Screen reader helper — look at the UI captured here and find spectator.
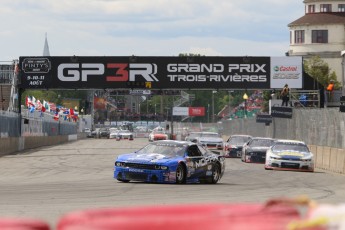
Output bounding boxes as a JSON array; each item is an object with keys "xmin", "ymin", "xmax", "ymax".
[
  {"xmin": 326, "ymin": 80, "xmax": 335, "ymax": 102},
  {"xmin": 280, "ymin": 84, "xmax": 290, "ymax": 106}
]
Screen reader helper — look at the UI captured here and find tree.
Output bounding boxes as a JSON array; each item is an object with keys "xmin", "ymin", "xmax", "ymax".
[{"xmin": 304, "ymin": 56, "xmax": 340, "ymax": 89}]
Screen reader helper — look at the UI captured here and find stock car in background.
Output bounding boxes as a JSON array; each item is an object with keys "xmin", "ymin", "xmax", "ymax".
[
  {"xmin": 115, "ymin": 129, "xmax": 134, "ymax": 141},
  {"xmin": 194, "ymin": 132, "xmax": 224, "ymax": 151},
  {"xmin": 98, "ymin": 127, "xmax": 111, "ymax": 139},
  {"xmin": 265, "ymin": 139, "xmax": 314, "ymax": 172},
  {"xmin": 148, "ymin": 127, "xmax": 169, "ymax": 142},
  {"xmin": 114, "ymin": 140, "xmax": 225, "ymax": 184},
  {"xmin": 224, "ymin": 135, "xmax": 252, "ymax": 158},
  {"xmin": 241, "ymin": 137, "xmax": 275, "ymax": 163},
  {"xmin": 185, "ymin": 132, "xmax": 203, "ymax": 142}
]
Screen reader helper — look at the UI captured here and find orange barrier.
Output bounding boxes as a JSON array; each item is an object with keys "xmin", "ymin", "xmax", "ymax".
[
  {"xmin": 57, "ymin": 202, "xmax": 301, "ymax": 230},
  {"xmin": 0, "ymin": 218, "xmax": 50, "ymax": 230}
]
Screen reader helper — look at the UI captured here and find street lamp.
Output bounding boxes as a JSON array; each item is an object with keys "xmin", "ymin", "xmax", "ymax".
[
  {"xmin": 207, "ymin": 103, "xmax": 210, "ymax": 123},
  {"xmin": 243, "ymin": 92, "xmax": 248, "ymax": 118},
  {"xmin": 212, "ymin": 91, "xmax": 217, "ymax": 123},
  {"xmin": 228, "ymin": 90, "xmax": 233, "ymax": 118}
]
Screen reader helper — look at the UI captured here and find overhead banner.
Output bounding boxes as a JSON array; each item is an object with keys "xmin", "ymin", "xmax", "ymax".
[{"xmin": 18, "ymin": 56, "xmax": 302, "ymax": 90}]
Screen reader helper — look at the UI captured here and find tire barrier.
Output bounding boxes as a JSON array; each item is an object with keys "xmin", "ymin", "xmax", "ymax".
[
  {"xmin": 0, "ymin": 218, "xmax": 50, "ymax": 230},
  {"xmin": 57, "ymin": 202, "xmax": 302, "ymax": 230}
]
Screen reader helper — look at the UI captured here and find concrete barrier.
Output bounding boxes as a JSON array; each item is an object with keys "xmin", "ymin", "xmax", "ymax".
[
  {"xmin": 316, "ymin": 146, "xmax": 324, "ymax": 169},
  {"xmin": 0, "ymin": 135, "xmax": 84, "ymax": 156},
  {"xmin": 322, "ymin": 146, "xmax": 331, "ymax": 170},
  {"xmin": 336, "ymin": 148, "xmax": 345, "ymax": 174},
  {"xmin": 330, "ymin": 147, "xmax": 338, "ymax": 173}
]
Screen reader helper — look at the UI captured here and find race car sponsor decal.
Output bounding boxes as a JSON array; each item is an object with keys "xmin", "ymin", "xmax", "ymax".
[
  {"xmin": 276, "ymin": 152, "xmax": 304, "ymax": 157},
  {"xmin": 128, "ymin": 168, "xmax": 144, "ymax": 173},
  {"xmin": 194, "ymin": 155, "xmax": 217, "ymax": 168}
]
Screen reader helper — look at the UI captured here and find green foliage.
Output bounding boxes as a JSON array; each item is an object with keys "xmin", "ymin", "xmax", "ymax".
[
  {"xmin": 304, "ymin": 56, "xmax": 340, "ymax": 88},
  {"xmin": 261, "ymin": 90, "xmax": 272, "ymax": 112}
]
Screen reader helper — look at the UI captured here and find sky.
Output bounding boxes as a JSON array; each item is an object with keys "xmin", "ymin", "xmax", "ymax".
[{"xmin": 0, "ymin": 0, "xmax": 305, "ymax": 62}]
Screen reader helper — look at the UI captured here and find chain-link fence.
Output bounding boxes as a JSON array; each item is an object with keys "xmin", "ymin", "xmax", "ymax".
[
  {"xmin": 0, "ymin": 110, "xmax": 20, "ymax": 137},
  {"xmin": 174, "ymin": 108, "xmax": 345, "ymax": 149},
  {"xmin": 1, "ymin": 109, "xmax": 77, "ymax": 138}
]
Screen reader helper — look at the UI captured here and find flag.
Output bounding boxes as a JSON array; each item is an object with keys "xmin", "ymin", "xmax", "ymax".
[
  {"xmin": 49, "ymin": 102, "xmax": 56, "ymax": 112},
  {"xmin": 25, "ymin": 96, "xmax": 30, "ymax": 108},
  {"xmin": 53, "ymin": 112, "xmax": 59, "ymax": 121},
  {"xmin": 43, "ymin": 100, "xmax": 50, "ymax": 112},
  {"xmin": 36, "ymin": 100, "xmax": 43, "ymax": 111},
  {"xmin": 29, "ymin": 106, "xmax": 35, "ymax": 113},
  {"xmin": 31, "ymin": 96, "xmax": 36, "ymax": 106}
]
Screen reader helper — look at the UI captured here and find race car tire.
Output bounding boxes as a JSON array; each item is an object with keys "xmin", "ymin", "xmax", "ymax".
[
  {"xmin": 209, "ymin": 163, "xmax": 221, "ymax": 184},
  {"xmin": 176, "ymin": 164, "xmax": 186, "ymax": 184},
  {"xmin": 264, "ymin": 166, "xmax": 272, "ymax": 170},
  {"xmin": 117, "ymin": 179, "xmax": 130, "ymax": 183}
]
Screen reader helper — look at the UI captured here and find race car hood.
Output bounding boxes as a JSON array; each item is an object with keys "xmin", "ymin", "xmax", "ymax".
[
  {"xmin": 272, "ymin": 151, "xmax": 311, "ymax": 159},
  {"xmin": 118, "ymin": 152, "xmax": 174, "ymax": 163},
  {"xmin": 198, "ymin": 137, "xmax": 223, "ymax": 142},
  {"xmin": 153, "ymin": 133, "xmax": 167, "ymax": 137},
  {"xmin": 119, "ymin": 133, "xmax": 132, "ymax": 136},
  {"xmin": 249, "ymin": 146, "xmax": 270, "ymax": 152}
]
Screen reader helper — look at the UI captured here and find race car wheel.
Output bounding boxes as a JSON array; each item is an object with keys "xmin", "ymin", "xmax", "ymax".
[
  {"xmin": 176, "ymin": 164, "xmax": 186, "ymax": 184},
  {"xmin": 209, "ymin": 163, "xmax": 221, "ymax": 184},
  {"xmin": 117, "ymin": 179, "xmax": 130, "ymax": 183}
]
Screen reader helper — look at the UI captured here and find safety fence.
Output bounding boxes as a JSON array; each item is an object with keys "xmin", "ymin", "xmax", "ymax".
[
  {"xmin": 174, "ymin": 108, "xmax": 345, "ymax": 149},
  {"xmin": 0, "ymin": 109, "xmax": 78, "ymax": 138}
]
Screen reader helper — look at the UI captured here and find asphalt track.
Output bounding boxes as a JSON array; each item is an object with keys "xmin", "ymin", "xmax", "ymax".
[{"xmin": 1, "ymin": 138, "xmax": 345, "ymax": 229}]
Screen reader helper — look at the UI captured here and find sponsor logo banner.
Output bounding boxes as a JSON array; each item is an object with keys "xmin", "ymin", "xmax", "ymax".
[
  {"xmin": 173, "ymin": 107, "xmax": 205, "ymax": 116},
  {"xmin": 270, "ymin": 56, "xmax": 302, "ymax": 89},
  {"xmin": 271, "ymin": 106, "xmax": 293, "ymax": 118},
  {"xmin": 189, "ymin": 107, "xmax": 205, "ymax": 116},
  {"xmin": 256, "ymin": 114, "xmax": 273, "ymax": 123}
]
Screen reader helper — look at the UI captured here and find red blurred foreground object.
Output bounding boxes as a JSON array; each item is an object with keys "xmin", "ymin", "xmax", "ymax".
[
  {"xmin": 57, "ymin": 203, "xmax": 302, "ymax": 230},
  {"xmin": 0, "ymin": 218, "xmax": 50, "ymax": 230}
]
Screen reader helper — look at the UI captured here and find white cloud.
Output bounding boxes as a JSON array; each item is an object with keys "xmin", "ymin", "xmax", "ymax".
[{"xmin": 0, "ymin": 0, "xmax": 304, "ymax": 61}]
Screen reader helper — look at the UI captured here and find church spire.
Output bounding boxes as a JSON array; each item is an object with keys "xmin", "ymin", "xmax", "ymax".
[{"xmin": 43, "ymin": 33, "xmax": 50, "ymax": 56}]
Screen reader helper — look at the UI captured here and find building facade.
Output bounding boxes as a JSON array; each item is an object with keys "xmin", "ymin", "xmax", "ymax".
[{"xmin": 288, "ymin": 0, "xmax": 345, "ymax": 87}]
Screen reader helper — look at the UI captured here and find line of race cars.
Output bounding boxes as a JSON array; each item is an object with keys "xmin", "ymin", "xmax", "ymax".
[{"xmin": 113, "ymin": 131, "xmax": 314, "ymax": 184}]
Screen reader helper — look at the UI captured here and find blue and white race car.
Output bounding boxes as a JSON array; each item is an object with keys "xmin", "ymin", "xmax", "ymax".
[{"xmin": 114, "ymin": 140, "xmax": 225, "ymax": 184}]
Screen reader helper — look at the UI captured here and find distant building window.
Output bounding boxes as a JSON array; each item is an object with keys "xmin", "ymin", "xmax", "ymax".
[
  {"xmin": 320, "ymin": 4, "xmax": 332, "ymax": 12},
  {"xmin": 339, "ymin": 4, "xmax": 345, "ymax": 12},
  {"xmin": 307, "ymin": 5, "xmax": 315, "ymax": 13},
  {"xmin": 294, "ymin": 30, "xmax": 305, "ymax": 44},
  {"xmin": 312, "ymin": 30, "xmax": 328, "ymax": 43}
]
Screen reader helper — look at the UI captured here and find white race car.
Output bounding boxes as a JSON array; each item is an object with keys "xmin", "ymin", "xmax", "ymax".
[
  {"xmin": 148, "ymin": 126, "xmax": 169, "ymax": 142},
  {"xmin": 114, "ymin": 130, "xmax": 134, "ymax": 141},
  {"xmin": 195, "ymin": 132, "xmax": 224, "ymax": 151},
  {"xmin": 265, "ymin": 139, "xmax": 314, "ymax": 172}
]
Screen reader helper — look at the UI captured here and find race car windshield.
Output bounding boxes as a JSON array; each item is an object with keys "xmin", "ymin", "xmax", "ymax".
[
  {"xmin": 188, "ymin": 133, "xmax": 203, "ymax": 138},
  {"xmin": 137, "ymin": 144, "xmax": 186, "ymax": 157},
  {"xmin": 201, "ymin": 133, "xmax": 220, "ymax": 138},
  {"xmin": 229, "ymin": 136, "xmax": 251, "ymax": 145},
  {"xmin": 250, "ymin": 139, "xmax": 274, "ymax": 147},
  {"xmin": 272, "ymin": 144, "xmax": 309, "ymax": 152},
  {"xmin": 120, "ymin": 130, "xmax": 131, "ymax": 133}
]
